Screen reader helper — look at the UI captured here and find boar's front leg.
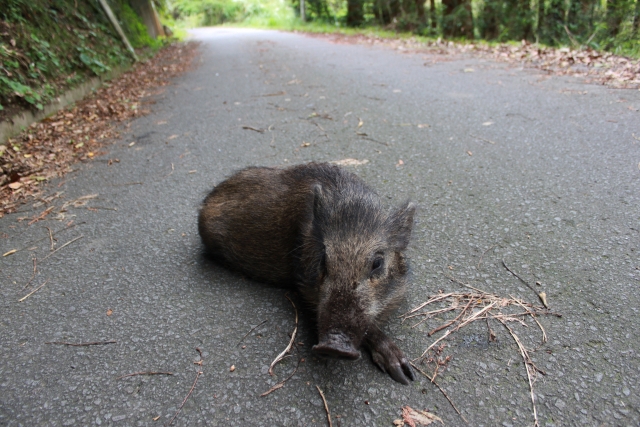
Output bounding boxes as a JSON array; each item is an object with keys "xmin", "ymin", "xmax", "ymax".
[{"xmin": 363, "ymin": 325, "xmax": 415, "ymax": 385}]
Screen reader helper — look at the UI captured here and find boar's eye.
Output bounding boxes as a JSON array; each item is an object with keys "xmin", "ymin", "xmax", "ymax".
[{"xmin": 370, "ymin": 257, "xmax": 384, "ymax": 275}]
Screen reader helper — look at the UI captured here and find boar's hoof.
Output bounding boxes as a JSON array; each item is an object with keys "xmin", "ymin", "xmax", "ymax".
[
  {"xmin": 370, "ymin": 339, "xmax": 415, "ymax": 385},
  {"xmin": 312, "ymin": 333, "xmax": 361, "ymax": 360}
]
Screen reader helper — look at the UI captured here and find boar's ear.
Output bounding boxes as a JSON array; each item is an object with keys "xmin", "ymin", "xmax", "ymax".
[{"xmin": 387, "ymin": 201, "xmax": 416, "ymax": 250}]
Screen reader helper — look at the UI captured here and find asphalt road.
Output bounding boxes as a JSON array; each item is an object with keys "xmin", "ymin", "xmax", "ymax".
[{"xmin": 1, "ymin": 27, "xmax": 639, "ymax": 427}]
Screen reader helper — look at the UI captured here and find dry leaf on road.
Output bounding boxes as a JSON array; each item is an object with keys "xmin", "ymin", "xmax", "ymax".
[{"xmin": 398, "ymin": 406, "xmax": 444, "ymax": 426}]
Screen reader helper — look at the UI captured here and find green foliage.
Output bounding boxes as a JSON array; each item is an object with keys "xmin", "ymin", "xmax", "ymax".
[
  {"xmin": 165, "ymin": 0, "xmax": 639, "ymax": 58},
  {"xmin": 0, "ymin": 0, "xmax": 139, "ymax": 113},
  {"xmin": 171, "ymin": 0, "xmax": 244, "ymax": 25},
  {"xmin": 0, "ymin": 75, "xmax": 43, "ymax": 110},
  {"xmin": 118, "ymin": 2, "xmax": 163, "ymax": 48},
  {"xmin": 169, "ymin": 0, "xmax": 296, "ymax": 27},
  {"xmin": 0, "ymin": 0, "xmax": 180, "ymax": 114}
]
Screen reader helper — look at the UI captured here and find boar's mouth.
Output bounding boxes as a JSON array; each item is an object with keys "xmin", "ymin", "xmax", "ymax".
[{"xmin": 312, "ymin": 332, "xmax": 361, "ymax": 360}]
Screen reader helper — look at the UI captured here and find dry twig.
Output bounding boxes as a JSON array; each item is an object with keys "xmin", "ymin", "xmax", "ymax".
[
  {"xmin": 260, "ymin": 356, "xmax": 301, "ymax": 397},
  {"xmin": 5, "ymin": 222, "xmax": 80, "ymax": 257},
  {"xmin": 116, "ymin": 371, "xmax": 173, "ymax": 380},
  {"xmin": 237, "ymin": 319, "xmax": 268, "ymax": 346},
  {"xmin": 410, "ymin": 362, "xmax": 467, "ymax": 424},
  {"xmin": 316, "ymin": 385, "xmax": 333, "ymax": 427},
  {"xmin": 18, "ymin": 279, "xmax": 48, "ymax": 302},
  {"xmin": 45, "ymin": 340, "xmax": 116, "ymax": 346},
  {"xmin": 501, "ymin": 260, "xmax": 549, "ymax": 308},
  {"xmin": 404, "ymin": 278, "xmax": 559, "ymax": 427},
  {"xmin": 242, "ymin": 125, "xmax": 265, "ymax": 133},
  {"xmin": 470, "ymin": 134, "xmax": 497, "ymax": 145},
  {"xmin": 28, "ymin": 206, "xmax": 55, "ymax": 225},
  {"xmin": 41, "ymin": 235, "xmax": 83, "ymax": 261},
  {"xmin": 22, "ymin": 255, "xmax": 38, "ymax": 290},
  {"xmin": 165, "ymin": 348, "xmax": 204, "ymax": 426},
  {"xmin": 476, "ymin": 244, "xmax": 496, "ymax": 270},
  {"xmin": 497, "ymin": 318, "xmax": 541, "ymax": 427},
  {"xmin": 45, "ymin": 226, "xmax": 55, "ymax": 250},
  {"xmin": 268, "ymin": 294, "xmax": 298, "ymax": 375}
]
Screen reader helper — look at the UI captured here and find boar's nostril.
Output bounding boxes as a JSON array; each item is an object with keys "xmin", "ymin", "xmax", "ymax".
[{"xmin": 312, "ymin": 333, "xmax": 360, "ymax": 360}]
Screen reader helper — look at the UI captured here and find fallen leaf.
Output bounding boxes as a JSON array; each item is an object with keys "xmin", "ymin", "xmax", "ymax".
[
  {"xmin": 538, "ymin": 292, "xmax": 549, "ymax": 308},
  {"xmin": 331, "ymin": 158, "xmax": 369, "ymax": 166},
  {"xmin": 8, "ymin": 182, "xmax": 22, "ymax": 190},
  {"xmin": 106, "ymin": 309, "xmax": 113, "ymax": 316},
  {"xmin": 401, "ymin": 406, "xmax": 444, "ymax": 426}
]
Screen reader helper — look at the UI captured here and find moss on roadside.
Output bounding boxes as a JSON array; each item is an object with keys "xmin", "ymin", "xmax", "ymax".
[{"xmin": 0, "ymin": 0, "xmax": 166, "ymax": 117}]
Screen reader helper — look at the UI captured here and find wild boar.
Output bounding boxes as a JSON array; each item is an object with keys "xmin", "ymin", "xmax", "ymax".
[{"xmin": 198, "ymin": 162, "xmax": 416, "ymax": 384}]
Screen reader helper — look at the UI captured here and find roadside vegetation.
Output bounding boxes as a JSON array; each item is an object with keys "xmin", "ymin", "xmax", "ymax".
[
  {"xmin": 0, "ymin": 0, "xmax": 171, "ymax": 118},
  {"xmin": 168, "ymin": 0, "xmax": 640, "ymax": 58}
]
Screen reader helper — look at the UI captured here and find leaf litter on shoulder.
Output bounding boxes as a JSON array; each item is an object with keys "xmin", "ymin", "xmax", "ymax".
[
  {"xmin": 0, "ymin": 42, "xmax": 200, "ymax": 218},
  {"xmin": 305, "ymin": 32, "xmax": 640, "ymax": 89}
]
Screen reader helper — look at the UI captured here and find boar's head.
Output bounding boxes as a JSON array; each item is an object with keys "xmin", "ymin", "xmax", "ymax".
[{"xmin": 298, "ymin": 182, "xmax": 416, "ymax": 383}]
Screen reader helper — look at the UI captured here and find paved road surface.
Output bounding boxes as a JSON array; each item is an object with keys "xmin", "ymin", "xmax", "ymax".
[{"xmin": 1, "ymin": 27, "xmax": 639, "ymax": 426}]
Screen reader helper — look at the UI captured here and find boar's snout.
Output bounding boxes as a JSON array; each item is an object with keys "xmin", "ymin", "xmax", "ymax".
[{"xmin": 312, "ymin": 332, "xmax": 361, "ymax": 360}]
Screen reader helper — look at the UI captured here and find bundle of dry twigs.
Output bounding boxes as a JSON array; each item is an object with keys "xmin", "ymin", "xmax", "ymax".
[{"xmin": 402, "ymin": 277, "xmax": 561, "ymax": 426}]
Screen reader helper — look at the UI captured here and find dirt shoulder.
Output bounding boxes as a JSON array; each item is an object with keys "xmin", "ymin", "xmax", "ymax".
[{"xmin": 303, "ymin": 31, "xmax": 640, "ymax": 89}]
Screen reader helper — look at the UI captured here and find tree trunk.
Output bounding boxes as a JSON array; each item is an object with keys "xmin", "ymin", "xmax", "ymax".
[
  {"xmin": 606, "ymin": 0, "xmax": 624, "ymax": 36},
  {"xmin": 415, "ymin": 0, "xmax": 426, "ymax": 22},
  {"xmin": 129, "ymin": 0, "xmax": 159, "ymax": 39},
  {"xmin": 481, "ymin": 0, "xmax": 501, "ymax": 40},
  {"xmin": 441, "ymin": 0, "xmax": 473, "ymax": 38},
  {"xmin": 538, "ymin": 0, "xmax": 565, "ymax": 44},
  {"xmin": 346, "ymin": 0, "xmax": 365, "ymax": 26}
]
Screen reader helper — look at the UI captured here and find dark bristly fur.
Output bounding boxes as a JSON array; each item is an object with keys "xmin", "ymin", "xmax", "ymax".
[{"xmin": 198, "ymin": 162, "xmax": 416, "ymax": 384}]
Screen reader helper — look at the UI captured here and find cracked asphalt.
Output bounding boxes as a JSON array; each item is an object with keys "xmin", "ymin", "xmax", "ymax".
[{"xmin": 1, "ymin": 27, "xmax": 639, "ymax": 426}]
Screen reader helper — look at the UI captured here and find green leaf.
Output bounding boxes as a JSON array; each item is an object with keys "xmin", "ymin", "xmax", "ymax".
[{"xmin": 79, "ymin": 52, "xmax": 92, "ymax": 66}]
